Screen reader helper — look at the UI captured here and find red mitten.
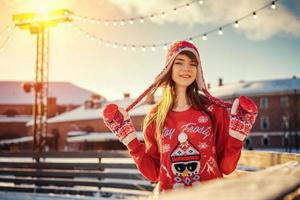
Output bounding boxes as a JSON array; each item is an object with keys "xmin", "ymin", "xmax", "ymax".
[
  {"xmin": 103, "ymin": 104, "xmax": 136, "ymax": 145},
  {"xmin": 229, "ymin": 96, "xmax": 258, "ymax": 141}
]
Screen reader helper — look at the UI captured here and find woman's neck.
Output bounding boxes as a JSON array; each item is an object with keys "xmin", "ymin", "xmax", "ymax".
[{"xmin": 173, "ymin": 86, "xmax": 191, "ymax": 111}]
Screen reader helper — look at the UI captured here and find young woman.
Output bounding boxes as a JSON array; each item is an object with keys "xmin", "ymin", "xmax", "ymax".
[{"xmin": 103, "ymin": 40, "xmax": 257, "ymax": 192}]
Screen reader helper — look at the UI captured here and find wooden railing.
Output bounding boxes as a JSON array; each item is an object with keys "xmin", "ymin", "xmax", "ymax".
[
  {"xmin": 0, "ymin": 150, "xmax": 299, "ymax": 199},
  {"xmin": 0, "ymin": 151, "xmax": 154, "ymax": 198}
]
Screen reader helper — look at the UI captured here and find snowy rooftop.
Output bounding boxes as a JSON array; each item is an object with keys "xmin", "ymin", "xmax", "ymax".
[
  {"xmin": 0, "ymin": 115, "xmax": 32, "ymax": 123},
  {"xmin": 209, "ymin": 77, "xmax": 300, "ymax": 98},
  {"xmin": 0, "ymin": 135, "xmax": 33, "ymax": 145},
  {"xmin": 0, "ymin": 81, "xmax": 104, "ymax": 105},
  {"xmin": 67, "ymin": 132, "xmax": 144, "ymax": 143},
  {"xmin": 26, "ymin": 98, "xmax": 155, "ymax": 125}
]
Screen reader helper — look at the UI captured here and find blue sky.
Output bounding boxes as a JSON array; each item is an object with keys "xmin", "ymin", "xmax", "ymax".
[{"xmin": 0, "ymin": 0, "xmax": 299, "ymax": 100}]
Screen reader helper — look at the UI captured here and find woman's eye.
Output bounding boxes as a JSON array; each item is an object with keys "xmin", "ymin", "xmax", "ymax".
[{"xmin": 174, "ymin": 62, "xmax": 183, "ymax": 65}]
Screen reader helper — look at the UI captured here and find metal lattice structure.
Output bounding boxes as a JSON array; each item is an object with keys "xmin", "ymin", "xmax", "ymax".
[{"xmin": 13, "ymin": 9, "xmax": 72, "ymax": 151}]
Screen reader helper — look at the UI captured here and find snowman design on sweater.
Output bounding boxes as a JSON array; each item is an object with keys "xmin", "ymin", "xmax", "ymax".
[{"xmin": 170, "ymin": 132, "xmax": 201, "ymax": 188}]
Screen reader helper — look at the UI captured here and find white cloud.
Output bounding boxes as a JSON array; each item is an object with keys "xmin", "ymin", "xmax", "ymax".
[{"xmin": 108, "ymin": 0, "xmax": 300, "ymax": 40}]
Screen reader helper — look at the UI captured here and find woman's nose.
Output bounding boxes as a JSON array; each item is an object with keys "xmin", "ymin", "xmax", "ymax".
[{"xmin": 182, "ymin": 64, "xmax": 192, "ymax": 71}]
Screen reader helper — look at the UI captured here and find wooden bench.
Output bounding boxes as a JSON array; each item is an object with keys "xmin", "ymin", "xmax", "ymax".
[{"xmin": 0, "ymin": 151, "xmax": 154, "ymax": 198}]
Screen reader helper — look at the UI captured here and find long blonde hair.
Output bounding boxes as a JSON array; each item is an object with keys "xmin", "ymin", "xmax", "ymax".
[{"xmin": 143, "ymin": 51, "xmax": 215, "ymax": 151}]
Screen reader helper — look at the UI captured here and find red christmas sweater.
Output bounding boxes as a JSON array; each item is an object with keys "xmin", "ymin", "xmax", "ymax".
[{"xmin": 127, "ymin": 104, "xmax": 243, "ymax": 192}]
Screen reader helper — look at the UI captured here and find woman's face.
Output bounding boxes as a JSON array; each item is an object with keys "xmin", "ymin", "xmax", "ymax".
[{"xmin": 171, "ymin": 53, "xmax": 197, "ymax": 88}]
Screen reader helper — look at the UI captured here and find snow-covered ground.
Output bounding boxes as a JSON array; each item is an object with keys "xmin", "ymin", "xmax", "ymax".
[{"xmin": 252, "ymin": 148, "xmax": 300, "ymax": 154}]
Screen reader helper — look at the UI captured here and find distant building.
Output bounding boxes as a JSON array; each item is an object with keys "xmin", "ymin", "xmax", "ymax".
[
  {"xmin": 0, "ymin": 81, "xmax": 105, "ymax": 148},
  {"xmin": 28, "ymin": 93, "xmax": 155, "ymax": 151},
  {"xmin": 209, "ymin": 76, "xmax": 300, "ymax": 150}
]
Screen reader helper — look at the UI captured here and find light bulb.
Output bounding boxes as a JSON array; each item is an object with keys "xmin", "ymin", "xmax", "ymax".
[
  {"xmin": 234, "ymin": 21, "xmax": 239, "ymax": 28},
  {"xmin": 163, "ymin": 44, "xmax": 168, "ymax": 50},
  {"xmin": 173, "ymin": 8, "xmax": 177, "ymax": 15},
  {"xmin": 186, "ymin": 3, "xmax": 190, "ymax": 10},
  {"xmin": 150, "ymin": 15, "xmax": 155, "ymax": 21},
  {"xmin": 140, "ymin": 17, "xmax": 144, "ymax": 23},
  {"xmin": 202, "ymin": 34, "xmax": 207, "ymax": 40},
  {"xmin": 271, "ymin": 1, "xmax": 276, "ymax": 9},
  {"xmin": 218, "ymin": 28, "xmax": 223, "ymax": 35}
]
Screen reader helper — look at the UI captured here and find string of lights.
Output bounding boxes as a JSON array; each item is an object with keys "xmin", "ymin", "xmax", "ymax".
[
  {"xmin": 70, "ymin": 0, "xmax": 279, "ymax": 52},
  {"xmin": 70, "ymin": 0, "xmax": 205, "ymax": 26},
  {"xmin": 0, "ymin": 26, "xmax": 16, "ymax": 53}
]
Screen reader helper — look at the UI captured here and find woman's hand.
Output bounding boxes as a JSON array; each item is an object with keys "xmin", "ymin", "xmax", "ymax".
[
  {"xmin": 229, "ymin": 96, "xmax": 258, "ymax": 141},
  {"xmin": 102, "ymin": 104, "xmax": 136, "ymax": 145}
]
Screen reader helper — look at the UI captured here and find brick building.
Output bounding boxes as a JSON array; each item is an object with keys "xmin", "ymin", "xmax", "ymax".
[
  {"xmin": 0, "ymin": 81, "xmax": 105, "ymax": 149},
  {"xmin": 26, "ymin": 96, "xmax": 155, "ymax": 150},
  {"xmin": 209, "ymin": 76, "xmax": 300, "ymax": 150}
]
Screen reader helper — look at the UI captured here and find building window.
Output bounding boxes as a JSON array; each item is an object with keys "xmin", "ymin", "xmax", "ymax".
[
  {"xmin": 280, "ymin": 96, "xmax": 289, "ymax": 108},
  {"xmin": 260, "ymin": 97, "xmax": 269, "ymax": 109},
  {"xmin": 261, "ymin": 134, "xmax": 269, "ymax": 146},
  {"xmin": 260, "ymin": 116, "xmax": 269, "ymax": 130},
  {"xmin": 281, "ymin": 115, "xmax": 290, "ymax": 130}
]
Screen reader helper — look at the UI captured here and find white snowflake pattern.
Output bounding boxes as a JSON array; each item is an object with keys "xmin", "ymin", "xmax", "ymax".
[
  {"xmin": 207, "ymin": 105, "xmax": 214, "ymax": 112},
  {"xmin": 201, "ymin": 157, "xmax": 218, "ymax": 175},
  {"xmin": 198, "ymin": 142, "xmax": 208, "ymax": 150},
  {"xmin": 198, "ymin": 116, "xmax": 208, "ymax": 123},
  {"xmin": 162, "ymin": 144, "xmax": 171, "ymax": 153},
  {"xmin": 179, "ymin": 141, "xmax": 190, "ymax": 148}
]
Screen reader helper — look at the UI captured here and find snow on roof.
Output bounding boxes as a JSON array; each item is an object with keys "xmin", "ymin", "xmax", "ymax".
[
  {"xmin": 209, "ymin": 77, "xmax": 300, "ymax": 99},
  {"xmin": 27, "ymin": 98, "xmax": 154, "ymax": 125},
  {"xmin": 67, "ymin": 132, "xmax": 144, "ymax": 143},
  {"xmin": 67, "ymin": 131, "xmax": 87, "ymax": 137},
  {"xmin": 0, "ymin": 81, "xmax": 104, "ymax": 105},
  {"xmin": 0, "ymin": 115, "xmax": 32, "ymax": 123},
  {"xmin": 0, "ymin": 136, "xmax": 33, "ymax": 145}
]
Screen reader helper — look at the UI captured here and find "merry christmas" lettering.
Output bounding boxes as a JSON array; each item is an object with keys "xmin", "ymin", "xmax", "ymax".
[{"xmin": 162, "ymin": 127, "xmax": 176, "ymax": 139}]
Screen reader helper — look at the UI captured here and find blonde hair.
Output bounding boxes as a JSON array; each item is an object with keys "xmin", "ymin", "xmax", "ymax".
[{"xmin": 143, "ymin": 82, "xmax": 175, "ymax": 150}]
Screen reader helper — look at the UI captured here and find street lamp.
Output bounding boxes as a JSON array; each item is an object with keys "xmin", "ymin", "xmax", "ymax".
[{"xmin": 13, "ymin": 9, "xmax": 73, "ymax": 152}]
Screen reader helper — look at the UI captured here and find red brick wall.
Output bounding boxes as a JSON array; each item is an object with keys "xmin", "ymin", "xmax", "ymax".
[
  {"xmin": 0, "ymin": 122, "xmax": 28, "ymax": 139},
  {"xmin": 0, "ymin": 105, "xmax": 32, "ymax": 115}
]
